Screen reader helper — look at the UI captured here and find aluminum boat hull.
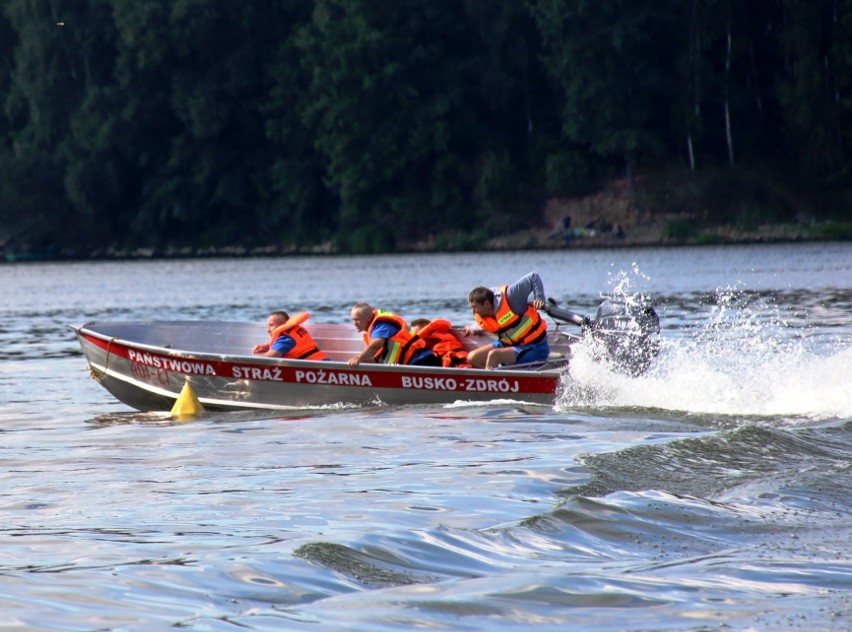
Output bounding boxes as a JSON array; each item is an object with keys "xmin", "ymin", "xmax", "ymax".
[{"xmin": 70, "ymin": 320, "xmax": 571, "ymax": 411}]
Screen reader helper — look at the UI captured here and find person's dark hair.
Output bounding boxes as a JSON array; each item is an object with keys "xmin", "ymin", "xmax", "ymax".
[
  {"xmin": 468, "ymin": 287, "xmax": 494, "ymax": 305},
  {"xmin": 410, "ymin": 318, "xmax": 430, "ymax": 328},
  {"xmin": 270, "ymin": 310, "xmax": 289, "ymax": 320}
]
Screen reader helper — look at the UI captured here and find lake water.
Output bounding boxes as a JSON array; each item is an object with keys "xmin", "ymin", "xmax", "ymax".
[{"xmin": 1, "ymin": 243, "xmax": 851, "ymax": 631}]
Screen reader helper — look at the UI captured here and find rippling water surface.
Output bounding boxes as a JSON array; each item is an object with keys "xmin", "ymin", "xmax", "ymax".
[{"xmin": 1, "ymin": 243, "xmax": 851, "ymax": 631}]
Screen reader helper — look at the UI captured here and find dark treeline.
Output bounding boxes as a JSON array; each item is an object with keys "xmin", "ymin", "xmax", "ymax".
[{"xmin": 1, "ymin": 0, "xmax": 850, "ymax": 255}]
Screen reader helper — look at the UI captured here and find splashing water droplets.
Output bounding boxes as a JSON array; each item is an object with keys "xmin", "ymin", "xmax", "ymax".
[
  {"xmin": 557, "ymin": 280, "xmax": 852, "ymax": 422},
  {"xmin": 606, "ymin": 264, "xmax": 653, "ymax": 307}
]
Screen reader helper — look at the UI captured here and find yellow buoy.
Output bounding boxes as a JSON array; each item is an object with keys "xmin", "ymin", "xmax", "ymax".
[{"xmin": 170, "ymin": 379, "xmax": 205, "ymax": 418}]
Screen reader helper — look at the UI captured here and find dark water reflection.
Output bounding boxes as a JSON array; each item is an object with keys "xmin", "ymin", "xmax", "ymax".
[{"xmin": 0, "ymin": 244, "xmax": 850, "ymax": 630}]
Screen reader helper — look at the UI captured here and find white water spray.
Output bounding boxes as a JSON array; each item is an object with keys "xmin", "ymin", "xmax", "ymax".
[{"xmin": 558, "ymin": 275, "xmax": 852, "ymax": 422}]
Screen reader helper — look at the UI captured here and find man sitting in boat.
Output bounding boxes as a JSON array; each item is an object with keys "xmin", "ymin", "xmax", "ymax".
[
  {"xmin": 348, "ymin": 304, "xmax": 441, "ymax": 367},
  {"xmin": 253, "ymin": 311, "xmax": 329, "ymax": 361},
  {"xmin": 410, "ymin": 318, "xmax": 470, "ymax": 368},
  {"xmin": 463, "ymin": 272, "xmax": 549, "ymax": 369}
]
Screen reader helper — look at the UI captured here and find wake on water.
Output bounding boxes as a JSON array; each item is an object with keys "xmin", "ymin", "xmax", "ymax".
[
  {"xmin": 556, "ymin": 272, "xmax": 852, "ymax": 423},
  {"xmin": 560, "ymin": 333, "xmax": 852, "ymax": 421}
]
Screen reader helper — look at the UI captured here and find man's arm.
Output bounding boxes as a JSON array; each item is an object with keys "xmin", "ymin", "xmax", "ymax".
[
  {"xmin": 258, "ymin": 334, "xmax": 296, "ymax": 357},
  {"xmin": 504, "ymin": 272, "xmax": 546, "ymax": 313},
  {"xmin": 349, "ymin": 338, "xmax": 384, "ymax": 366}
]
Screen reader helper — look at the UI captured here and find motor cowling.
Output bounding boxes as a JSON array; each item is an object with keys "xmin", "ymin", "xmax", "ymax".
[{"xmin": 590, "ymin": 299, "xmax": 660, "ymax": 376}]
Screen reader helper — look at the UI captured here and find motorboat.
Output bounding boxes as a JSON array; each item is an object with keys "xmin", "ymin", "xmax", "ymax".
[{"xmin": 69, "ymin": 299, "xmax": 659, "ymax": 412}]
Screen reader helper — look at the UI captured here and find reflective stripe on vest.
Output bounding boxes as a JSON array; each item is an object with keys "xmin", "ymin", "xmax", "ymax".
[{"xmin": 367, "ymin": 309, "xmax": 427, "ymax": 365}]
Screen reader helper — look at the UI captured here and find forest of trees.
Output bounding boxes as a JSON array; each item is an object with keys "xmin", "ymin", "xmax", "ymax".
[{"xmin": 1, "ymin": 0, "xmax": 850, "ymax": 256}]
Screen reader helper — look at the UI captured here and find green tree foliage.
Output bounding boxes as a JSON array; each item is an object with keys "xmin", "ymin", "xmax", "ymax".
[
  {"xmin": 2, "ymin": 0, "xmax": 82, "ymax": 248},
  {"xmin": 777, "ymin": 0, "xmax": 851, "ymax": 180},
  {"xmin": 463, "ymin": 0, "xmax": 558, "ymax": 230},
  {"xmin": 109, "ymin": 0, "xmax": 287, "ymax": 248},
  {"xmin": 0, "ymin": 9, "xmax": 15, "ymax": 140},
  {"xmin": 0, "ymin": 8, "xmax": 17, "ymax": 238},
  {"xmin": 263, "ymin": 2, "xmax": 336, "ymax": 247},
  {"xmin": 669, "ymin": 1, "xmax": 782, "ymax": 171},
  {"xmin": 0, "ymin": 0, "xmax": 849, "ymax": 255},
  {"xmin": 296, "ymin": 0, "xmax": 475, "ymax": 250},
  {"xmin": 531, "ymin": 0, "xmax": 682, "ymax": 192}
]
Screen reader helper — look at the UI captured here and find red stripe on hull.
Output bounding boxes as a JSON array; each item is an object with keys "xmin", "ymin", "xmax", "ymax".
[{"xmin": 79, "ymin": 332, "xmax": 558, "ymax": 397}]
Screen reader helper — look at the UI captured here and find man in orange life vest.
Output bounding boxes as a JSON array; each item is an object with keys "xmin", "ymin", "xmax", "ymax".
[
  {"xmin": 253, "ymin": 311, "xmax": 329, "ymax": 361},
  {"xmin": 348, "ymin": 303, "xmax": 441, "ymax": 367},
  {"xmin": 462, "ymin": 272, "xmax": 549, "ymax": 369}
]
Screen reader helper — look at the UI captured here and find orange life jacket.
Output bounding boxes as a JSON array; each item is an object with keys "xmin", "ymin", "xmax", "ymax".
[
  {"xmin": 474, "ymin": 285, "xmax": 547, "ymax": 346},
  {"xmin": 269, "ymin": 312, "xmax": 329, "ymax": 361},
  {"xmin": 364, "ymin": 309, "xmax": 428, "ymax": 365},
  {"xmin": 411, "ymin": 319, "xmax": 470, "ymax": 367}
]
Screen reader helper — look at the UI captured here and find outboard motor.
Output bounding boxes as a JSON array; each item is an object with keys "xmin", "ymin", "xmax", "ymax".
[
  {"xmin": 545, "ymin": 297, "xmax": 660, "ymax": 376},
  {"xmin": 590, "ymin": 299, "xmax": 660, "ymax": 376}
]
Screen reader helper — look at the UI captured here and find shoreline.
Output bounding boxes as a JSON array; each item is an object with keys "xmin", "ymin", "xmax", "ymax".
[
  {"xmin": 2, "ymin": 226, "xmax": 843, "ymax": 264},
  {"xmin": 4, "ymin": 172, "xmax": 850, "ymax": 262}
]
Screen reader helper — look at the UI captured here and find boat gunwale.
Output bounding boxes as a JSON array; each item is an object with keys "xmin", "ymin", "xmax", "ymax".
[{"xmin": 70, "ymin": 320, "xmax": 566, "ymax": 378}]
